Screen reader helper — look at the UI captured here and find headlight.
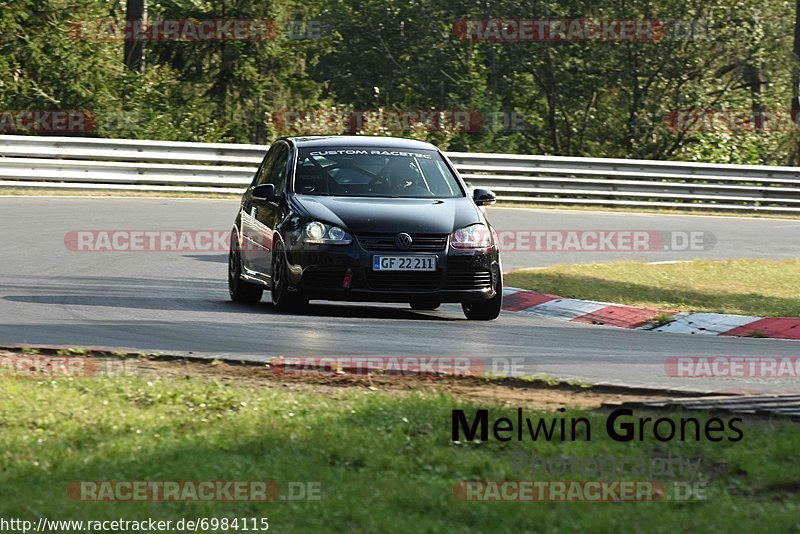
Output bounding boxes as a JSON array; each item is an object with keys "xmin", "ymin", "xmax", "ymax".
[
  {"xmin": 327, "ymin": 226, "xmax": 346, "ymax": 241},
  {"xmin": 450, "ymin": 223, "xmax": 492, "ymax": 249},
  {"xmin": 305, "ymin": 222, "xmax": 326, "ymax": 241},
  {"xmin": 303, "ymin": 222, "xmax": 352, "ymax": 245}
]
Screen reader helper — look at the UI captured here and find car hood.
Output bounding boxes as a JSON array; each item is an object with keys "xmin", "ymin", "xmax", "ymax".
[{"xmin": 293, "ymin": 196, "xmax": 482, "ymax": 234}]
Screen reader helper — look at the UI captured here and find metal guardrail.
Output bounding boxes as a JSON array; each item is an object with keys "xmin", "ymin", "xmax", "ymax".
[{"xmin": 1, "ymin": 134, "xmax": 799, "ymax": 213}]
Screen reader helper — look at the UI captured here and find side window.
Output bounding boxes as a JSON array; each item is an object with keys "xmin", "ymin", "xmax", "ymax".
[
  {"xmin": 252, "ymin": 148, "xmax": 276, "ymax": 187},
  {"xmin": 266, "ymin": 144, "xmax": 289, "ymax": 191}
]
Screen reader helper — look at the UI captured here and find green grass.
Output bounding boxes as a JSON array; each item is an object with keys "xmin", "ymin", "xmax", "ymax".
[
  {"xmin": 55, "ymin": 347, "xmax": 90, "ymax": 356},
  {"xmin": 0, "ymin": 375, "xmax": 799, "ymax": 532},
  {"xmin": 506, "ymin": 259, "xmax": 800, "ymax": 317}
]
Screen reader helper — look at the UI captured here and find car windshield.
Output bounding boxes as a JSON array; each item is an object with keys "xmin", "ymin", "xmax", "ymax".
[{"xmin": 293, "ymin": 147, "xmax": 464, "ymax": 198}]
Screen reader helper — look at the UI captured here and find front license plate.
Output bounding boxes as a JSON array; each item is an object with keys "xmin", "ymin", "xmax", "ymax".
[{"xmin": 372, "ymin": 255, "xmax": 437, "ymax": 271}]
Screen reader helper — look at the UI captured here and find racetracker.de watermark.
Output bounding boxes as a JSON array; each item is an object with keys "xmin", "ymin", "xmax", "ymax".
[
  {"xmin": 0, "ymin": 110, "xmax": 96, "ymax": 133},
  {"xmin": 68, "ymin": 19, "xmax": 333, "ymax": 41},
  {"xmin": 67, "ymin": 480, "xmax": 321, "ymax": 502},
  {"xmin": 493, "ymin": 230, "xmax": 714, "ymax": 252},
  {"xmin": 666, "ymin": 356, "xmax": 800, "ymax": 379},
  {"xmin": 453, "ymin": 18, "xmax": 722, "ymax": 42},
  {"xmin": 453, "ymin": 479, "xmax": 706, "ymax": 502},
  {"xmin": 0, "ymin": 355, "xmax": 134, "ymax": 379},
  {"xmin": 273, "ymin": 356, "xmax": 531, "ymax": 378},
  {"xmin": 272, "ymin": 110, "xmax": 487, "ymax": 133},
  {"xmin": 64, "ymin": 230, "xmax": 715, "ymax": 253},
  {"xmin": 665, "ymin": 109, "xmax": 800, "ymax": 132},
  {"xmin": 272, "ymin": 110, "xmax": 538, "ymax": 133},
  {"xmin": 0, "ymin": 355, "xmax": 94, "ymax": 378},
  {"xmin": 453, "ymin": 19, "xmax": 664, "ymax": 42}
]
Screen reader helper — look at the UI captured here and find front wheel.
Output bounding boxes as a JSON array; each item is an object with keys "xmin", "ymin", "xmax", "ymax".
[
  {"xmin": 462, "ymin": 267, "xmax": 502, "ymax": 320},
  {"xmin": 228, "ymin": 229, "xmax": 263, "ymax": 303},
  {"xmin": 271, "ymin": 241, "xmax": 308, "ymax": 312}
]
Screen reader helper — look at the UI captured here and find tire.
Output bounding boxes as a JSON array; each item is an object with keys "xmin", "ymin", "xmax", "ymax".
[
  {"xmin": 462, "ymin": 267, "xmax": 502, "ymax": 320},
  {"xmin": 228, "ymin": 229, "xmax": 263, "ymax": 303},
  {"xmin": 410, "ymin": 302, "xmax": 440, "ymax": 311},
  {"xmin": 271, "ymin": 241, "xmax": 308, "ymax": 312}
]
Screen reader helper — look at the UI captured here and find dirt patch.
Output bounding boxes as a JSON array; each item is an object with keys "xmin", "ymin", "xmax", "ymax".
[
  {"xmin": 150, "ymin": 357, "xmax": 661, "ymax": 410},
  {"xmin": 0, "ymin": 348, "xmax": 668, "ymax": 410}
]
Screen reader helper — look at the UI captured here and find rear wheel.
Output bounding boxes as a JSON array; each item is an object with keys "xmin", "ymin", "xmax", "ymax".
[
  {"xmin": 228, "ymin": 229, "xmax": 263, "ymax": 303},
  {"xmin": 410, "ymin": 302, "xmax": 440, "ymax": 311},
  {"xmin": 462, "ymin": 267, "xmax": 502, "ymax": 320},
  {"xmin": 271, "ymin": 241, "xmax": 308, "ymax": 312}
]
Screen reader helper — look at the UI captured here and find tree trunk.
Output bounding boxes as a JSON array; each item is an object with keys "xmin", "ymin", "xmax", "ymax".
[
  {"xmin": 124, "ymin": 0, "xmax": 145, "ymax": 72},
  {"xmin": 792, "ymin": 0, "xmax": 800, "ymax": 163}
]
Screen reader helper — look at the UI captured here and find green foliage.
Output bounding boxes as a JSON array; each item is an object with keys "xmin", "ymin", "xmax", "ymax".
[{"xmin": 1, "ymin": 0, "xmax": 799, "ymax": 161}]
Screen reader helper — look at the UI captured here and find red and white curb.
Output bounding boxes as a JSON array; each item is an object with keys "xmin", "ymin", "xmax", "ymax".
[
  {"xmin": 501, "ymin": 288, "xmax": 800, "ymax": 340},
  {"xmin": 651, "ymin": 312, "xmax": 761, "ymax": 336}
]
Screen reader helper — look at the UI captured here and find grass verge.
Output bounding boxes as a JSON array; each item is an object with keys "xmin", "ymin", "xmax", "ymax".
[
  {"xmin": 505, "ymin": 259, "xmax": 800, "ymax": 317},
  {"xmin": 0, "ymin": 353, "xmax": 798, "ymax": 532}
]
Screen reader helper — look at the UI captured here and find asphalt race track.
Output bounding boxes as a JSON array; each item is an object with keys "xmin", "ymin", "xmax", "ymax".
[{"xmin": 1, "ymin": 196, "xmax": 798, "ymax": 393}]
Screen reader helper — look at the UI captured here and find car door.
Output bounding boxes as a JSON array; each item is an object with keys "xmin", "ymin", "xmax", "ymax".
[{"xmin": 241, "ymin": 142, "xmax": 290, "ymax": 276}]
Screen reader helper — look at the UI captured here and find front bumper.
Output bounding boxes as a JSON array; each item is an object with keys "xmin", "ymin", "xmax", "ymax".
[{"xmin": 285, "ymin": 239, "xmax": 500, "ymax": 303}]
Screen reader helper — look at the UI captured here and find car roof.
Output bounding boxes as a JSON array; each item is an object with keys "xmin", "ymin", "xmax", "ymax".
[{"xmin": 281, "ymin": 135, "xmax": 438, "ymax": 150}]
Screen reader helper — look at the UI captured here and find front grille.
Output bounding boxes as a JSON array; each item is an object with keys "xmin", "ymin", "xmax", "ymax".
[
  {"xmin": 364, "ymin": 270, "xmax": 443, "ymax": 291},
  {"xmin": 356, "ymin": 233, "xmax": 448, "ymax": 252},
  {"xmin": 304, "ymin": 259, "xmax": 492, "ymax": 292}
]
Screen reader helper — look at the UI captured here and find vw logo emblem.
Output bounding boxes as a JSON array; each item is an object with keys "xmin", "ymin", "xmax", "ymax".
[{"xmin": 395, "ymin": 233, "xmax": 413, "ymax": 250}]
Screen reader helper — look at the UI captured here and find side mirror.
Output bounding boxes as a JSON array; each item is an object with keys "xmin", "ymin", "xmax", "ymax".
[
  {"xmin": 473, "ymin": 188, "xmax": 496, "ymax": 206},
  {"xmin": 252, "ymin": 183, "xmax": 281, "ymax": 204}
]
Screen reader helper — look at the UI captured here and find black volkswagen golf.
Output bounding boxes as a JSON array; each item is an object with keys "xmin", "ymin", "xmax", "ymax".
[{"xmin": 228, "ymin": 136, "xmax": 503, "ymax": 320}]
